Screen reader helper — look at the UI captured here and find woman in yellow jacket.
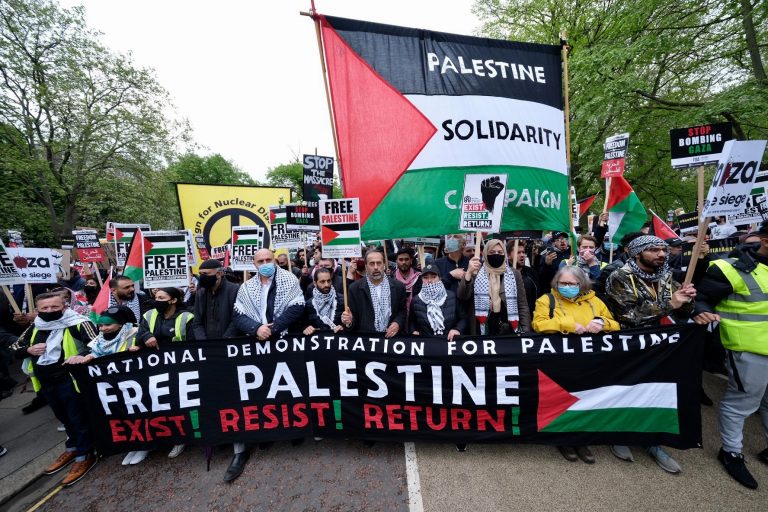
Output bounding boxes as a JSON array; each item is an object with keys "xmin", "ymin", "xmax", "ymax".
[{"xmin": 532, "ymin": 266, "xmax": 620, "ymax": 464}]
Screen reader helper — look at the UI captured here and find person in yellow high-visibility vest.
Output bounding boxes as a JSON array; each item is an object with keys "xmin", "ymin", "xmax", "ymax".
[{"xmin": 694, "ymin": 220, "xmax": 768, "ymax": 490}]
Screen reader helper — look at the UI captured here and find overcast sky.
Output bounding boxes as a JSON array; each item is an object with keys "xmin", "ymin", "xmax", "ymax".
[{"xmin": 59, "ymin": 0, "xmax": 480, "ymax": 180}]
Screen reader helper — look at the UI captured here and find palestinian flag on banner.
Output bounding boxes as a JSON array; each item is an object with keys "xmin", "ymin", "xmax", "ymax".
[
  {"xmin": 606, "ymin": 176, "xmax": 647, "ymax": 244},
  {"xmin": 122, "ymin": 229, "xmax": 146, "ymax": 282},
  {"xmin": 144, "ymin": 234, "xmax": 186, "ymax": 257},
  {"xmin": 318, "ymin": 15, "xmax": 568, "ymax": 240},
  {"xmin": 269, "ymin": 207, "xmax": 286, "ymax": 225},
  {"xmin": 322, "ymin": 223, "xmax": 361, "ymax": 247},
  {"xmin": 232, "ymin": 227, "xmax": 262, "ymax": 247},
  {"xmin": 537, "ymin": 371, "xmax": 679, "ymax": 434}
]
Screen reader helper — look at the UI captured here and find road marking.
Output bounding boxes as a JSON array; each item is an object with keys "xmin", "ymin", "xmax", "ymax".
[
  {"xmin": 26, "ymin": 484, "xmax": 63, "ymax": 512},
  {"xmin": 404, "ymin": 442, "xmax": 424, "ymax": 512}
]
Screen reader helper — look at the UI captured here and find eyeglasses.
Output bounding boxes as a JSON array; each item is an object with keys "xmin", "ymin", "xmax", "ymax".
[{"xmin": 557, "ymin": 282, "xmax": 579, "ymax": 287}]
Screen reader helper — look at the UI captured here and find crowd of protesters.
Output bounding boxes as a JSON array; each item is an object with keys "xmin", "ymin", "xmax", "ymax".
[{"xmin": 1, "ymin": 214, "xmax": 767, "ymax": 490}]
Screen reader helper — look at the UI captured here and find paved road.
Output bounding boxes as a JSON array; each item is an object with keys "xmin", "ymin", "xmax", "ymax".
[{"xmin": 4, "ymin": 373, "xmax": 766, "ymax": 512}]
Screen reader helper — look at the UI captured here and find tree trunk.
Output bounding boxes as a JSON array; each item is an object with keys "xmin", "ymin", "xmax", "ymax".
[{"xmin": 741, "ymin": 0, "xmax": 767, "ymax": 84}]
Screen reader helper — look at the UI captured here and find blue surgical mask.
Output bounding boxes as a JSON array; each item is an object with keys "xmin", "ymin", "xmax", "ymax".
[
  {"xmin": 425, "ymin": 253, "xmax": 434, "ymax": 265},
  {"xmin": 445, "ymin": 238, "xmax": 460, "ymax": 253},
  {"xmin": 603, "ymin": 243, "xmax": 618, "ymax": 251},
  {"xmin": 258, "ymin": 262, "xmax": 276, "ymax": 278},
  {"xmin": 558, "ymin": 285, "xmax": 580, "ymax": 299}
]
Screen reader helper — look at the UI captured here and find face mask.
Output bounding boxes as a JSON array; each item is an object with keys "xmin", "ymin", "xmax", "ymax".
[
  {"xmin": 309, "ymin": 258, "xmax": 315, "ymax": 267},
  {"xmin": 84, "ymin": 285, "xmax": 98, "ymax": 294},
  {"xmin": 445, "ymin": 238, "xmax": 460, "ymax": 253},
  {"xmin": 603, "ymin": 243, "xmax": 618, "ymax": 251},
  {"xmin": 258, "ymin": 262, "xmax": 276, "ymax": 278},
  {"xmin": 558, "ymin": 285, "xmax": 580, "ymax": 299},
  {"xmin": 424, "ymin": 254, "xmax": 434, "ymax": 265},
  {"xmin": 38, "ymin": 310, "xmax": 64, "ymax": 322},
  {"xmin": 155, "ymin": 300, "xmax": 172, "ymax": 314},
  {"xmin": 487, "ymin": 254, "xmax": 505, "ymax": 268},
  {"xmin": 739, "ymin": 242, "xmax": 761, "ymax": 253},
  {"xmin": 198, "ymin": 274, "xmax": 217, "ymax": 289}
]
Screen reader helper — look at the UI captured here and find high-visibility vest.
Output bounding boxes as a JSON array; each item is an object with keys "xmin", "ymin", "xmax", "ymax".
[
  {"xmin": 711, "ymin": 258, "xmax": 768, "ymax": 355},
  {"xmin": 26, "ymin": 327, "xmax": 82, "ymax": 393},
  {"xmin": 143, "ymin": 310, "xmax": 193, "ymax": 342}
]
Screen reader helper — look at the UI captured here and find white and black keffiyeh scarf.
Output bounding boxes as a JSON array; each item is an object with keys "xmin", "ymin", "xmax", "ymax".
[
  {"xmin": 367, "ymin": 277, "xmax": 391, "ymax": 332},
  {"xmin": 234, "ymin": 267, "xmax": 304, "ymax": 326},
  {"xmin": 418, "ymin": 281, "xmax": 447, "ymax": 335},
  {"xmin": 311, "ymin": 287, "xmax": 337, "ymax": 329},
  {"xmin": 109, "ymin": 293, "xmax": 141, "ymax": 325},
  {"xmin": 34, "ymin": 309, "xmax": 89, "ymax": 365},
  {"xmin": 474, "ymin": 266, "xmax": 519, "ymax": 334}
]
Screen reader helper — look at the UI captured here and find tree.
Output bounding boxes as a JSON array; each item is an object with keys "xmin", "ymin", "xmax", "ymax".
[
  {"xmin": 167, "ymin": 153, "xmax": 256, "ymax": 185},
  {"xmin": 0, "ymin": 0, "xmax": 185, "ymax": 243},
  {"xmin": 265, "ymin": 158, "xmax": 343, "ymax": 202},
  {"xmin": 473, "ymin": 0, "xmax": 768, "ymax": 214}
]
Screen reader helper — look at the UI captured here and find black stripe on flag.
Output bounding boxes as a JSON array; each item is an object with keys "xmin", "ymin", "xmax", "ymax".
[
  {"xmin": 324, "ymin": 223, "xmax": 359, "ymax": 232},
  {"xmin": 325, "ymin": 15, "xmax": 563, "ymax": 109}
]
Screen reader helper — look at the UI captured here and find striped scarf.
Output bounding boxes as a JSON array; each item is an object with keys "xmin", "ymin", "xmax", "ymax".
[
  {"xmin": 474, "ymin": 266, "xmax": 519, "ymax": 334},
  {"xmin": 367, "ymin": 277, "xmax": 391, "ymax": 332},
  {"xmin": 418, "ymin": 281, "xmax": 447, "ymax": 335}
]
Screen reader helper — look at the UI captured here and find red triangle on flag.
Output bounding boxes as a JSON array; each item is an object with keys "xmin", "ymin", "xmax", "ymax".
[
  {"xmin": 651, "ymin": 211, "xmax": 678, "ymax": 240},
  {"xmin": 320, "ymin": 16, "xmax": 436, "ymax": 224},
  {"xmin": 537, "ymin": 370, "xmax": 579, "ymax": 431},
  {"xmin": 322, "ymin": 225, "xmax": 339, "ymax": 244},
  {"xmin": 113, "ymin": 228, "xmax": 124, "ymax": 241},
  {"xmin": 269, "ymin": 211, "xmax": 276, "ymax": 223},
  {"xmin": 91, "ymin": 269, "xmax": 113, "ymax": 315},
  {"xmin": 606, "ymin": 176, "xmax": 634, "ymax": 211},
  {"xmin": 232, "ymin": 232, "xmax": 239, "ymax": 245}
]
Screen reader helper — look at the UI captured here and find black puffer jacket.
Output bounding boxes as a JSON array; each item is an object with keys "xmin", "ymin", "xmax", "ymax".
[{"xmin": 409, "ymin": 289, "xmax": 467, "ymax": 337}]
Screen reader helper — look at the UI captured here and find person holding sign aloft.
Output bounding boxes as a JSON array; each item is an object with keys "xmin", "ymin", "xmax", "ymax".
[{"xmin": 459, "ymin": 239, "xmax": 530, "ymax": 335}]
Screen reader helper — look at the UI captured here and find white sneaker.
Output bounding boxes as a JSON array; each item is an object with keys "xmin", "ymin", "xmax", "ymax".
[
  {"xmin": 121, "ymin": 452, "xmax": 135, "ymax": 466},
  {"xmin": 130, "ymin": 450, "xmax": 150, "ymax": 465},
  {"xmin": 57, "ymin": 424, "xmax": 66, "ymax": 432},
  {"xmin": 168, "ymin": 444, "xmax": 185, "ymax": 458}
]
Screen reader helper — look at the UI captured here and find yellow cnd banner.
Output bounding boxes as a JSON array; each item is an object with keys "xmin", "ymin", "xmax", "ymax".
[{"xmin": 175, "ymin": 183, "xmax": 292, "ymax": 268}]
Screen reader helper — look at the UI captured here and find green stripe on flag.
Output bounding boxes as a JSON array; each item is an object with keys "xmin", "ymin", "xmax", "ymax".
[
  {"xmin": 541, "ymin": 407, "xmax": 680, "ymax": 434},
  {"xmin": 325, "ymin": 237, "xmax": 361, "ymax": 247},
  {"xmin": 147, "ymin": 247, "xmax": 186, "ymax": 255}
]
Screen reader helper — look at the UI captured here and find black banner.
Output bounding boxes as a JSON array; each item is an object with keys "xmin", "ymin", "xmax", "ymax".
[
  {"xmin": 677, "ymin": 211, "xmax": 699, "ymax": 234},
  {"xmin": 72, "ymin": 326, "xmax": 704, "ymax": 454},
  {"xmin": 681, "ymin": 236, "xmax": 739, "ymax": 267},
  {"xmin": 302, "ymin": 154, "xmax": 334, "ymax": 230},
  {"xmin": 286, "ymin": 204, "xmax": 319, "ymax": 232}
]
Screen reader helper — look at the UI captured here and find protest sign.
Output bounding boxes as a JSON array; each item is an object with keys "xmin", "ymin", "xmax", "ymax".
[
  {"xmin": 230, "ymin": 226, "xmax": 264, "ymax": 271},
  {"xmin": 286, "ymin": 204, "xmax": 319, "ymax": 232},
  {"xmin": 677, "ymin": 211, "xmax": 699, "ymax": 234},
  {"xmin": 670, "ymin": 122, "xmax": 732, "ymax": 169},
  {"xmin": 601, "ymin": 133, "xmax": 629, "ymax": 178},
  {"xmin": 270, "ymin": 206, "xmax": 304, "ymax": 250},
  {"xmin": 681, "ymin": 236, "xmax": 739, "ymax": 268},
  {"xmin": 7, "ymin": 230, "xmax": 24, "ymax": 248},
  {"xmin": 459, "ymin": 174, "xmax": 508, "ymax": 232},
  {"xmin": 499, "ymin": 230, "xmax": 543, "ymax": 241},
  {"xmin": 142, "ymin": 232, "xmax": 189, "ymax": 288},
  {"xmin": 403, "ymin": 237, "xmax": 441, "ymax": 247},
  {"xmin": 194, "ymin": 234, "xmax": 210, "ymax": 261},
  {"xmin": 303, "ymin": 154, "xmax": 334, "ymax": 228},
  {"xmin": 0, "ymin": 239, "xmax": 25, "ymax": 286},
  {"xmin": 73, "ymin": 229, "xmax": 105, "ymax": 263},
  {"xmin": 107, "ymin": 222, "xmax": 151, "ymax": 267},
  {"xmin": 72, "ymin": 325, "xmax": 703, "ymax": 454},
  {"xmin": 703, "ymin": 140, "xmax": 767, "ymax": 218},
  {"xmin": 210, "ymin": 244, "xmax": 229, "ymax": 262},
  {"xmin": 6, "ymin": 248, "xmax": 59, "ymax": 283},
  {"xmin": 184, "ymin": 230, "xmax": 198, "ymax": 267},
  {"xmin": 726, "ymin": 169, "xmax": 768, "ymax": 225},
  {"xmin": 320, "ymin": 198, "xmax": 362, "ymax": 259}
]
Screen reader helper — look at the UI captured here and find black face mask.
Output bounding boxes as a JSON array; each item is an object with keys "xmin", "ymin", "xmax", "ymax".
[
  {"xmin": 155, "ymin": 300, "xmax": 172, "ymax": 315},
  {"xmin": 487, "ymin": 254, "xmax": 506, "ymax": 268},
  {"xmin": 198, "ymin": 274, "xmax": 218, "ymax": 289},
  {"xmin": 84, "ymin": 285, "xmax": 99, "ymax": 294},
  {"xmin": 739, "ymin": 242, "xmax": 761, "ymax": 253},
  {"xmin": 38, "ymin": 310, "xmax": 64, "ymax": 322},
  {"xmin": 102, "ymin": 329, "xmax": 120, "ymax": 341}
]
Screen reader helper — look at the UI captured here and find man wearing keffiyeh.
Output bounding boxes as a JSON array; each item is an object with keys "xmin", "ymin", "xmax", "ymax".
[
  {"xmin": 304, "ymin": 267, "xmax": 345, "ymax": 334},
  {"xmin": 232, "ymin": 249, "xmax": 305, "ymax": 340},
  {"xmin": 341, "ymin": 249, "xmax": 406, "ymax": 337}
]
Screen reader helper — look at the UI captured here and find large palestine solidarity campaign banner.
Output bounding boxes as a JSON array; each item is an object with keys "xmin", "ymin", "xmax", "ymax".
[
  {"xmin": 72, "ymin": 325, "xmax": 703, "ymax": 454},
  {"xmin": 319, "ymin": 15, "xmax": 568, "ymax": 239}
]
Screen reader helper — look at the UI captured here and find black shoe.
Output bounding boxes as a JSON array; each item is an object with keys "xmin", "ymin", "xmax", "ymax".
[
  {"xmin": 223, "ymin": 451, "xmax": 250, "ymax": 483},
  {"xmin": 257, "ymin": 442, "xmax": 273, "ymax": 450},
  {"xmin": 700, "ymin": 388, "xmax": 713, "ymax": 406},
  {"xmin": 718, "ymin": 448, "xmax": 757, "ymax": 489},
  {"xmin": 758, "ymin": 448, "xmax": 768, "ymax": 465},
  {"xmin": 363, "ymin": 440, "xmax": 376, "ymax": 448},
  {"xmin": 22, "ymin": 394, "xmax": 47, "ymax": 414},
  {"xmin": 290, "ymin": 438, "xmax": 304, "ymax": 447},
  {"xmin": 456, "ymin": 444, "xmax": 467, "ymax": 452}
]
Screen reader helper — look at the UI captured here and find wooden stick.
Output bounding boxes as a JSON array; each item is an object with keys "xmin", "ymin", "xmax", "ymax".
[
  {"xmin": 684, "ymin": 217, "xmax": 709, "ymax": 286},
  {"xmin": 25, "ymin": 283, "xmax": 34, "ymax": 313},
  {"xmin": 512, "ymin": 240, "xmax": 519, "ymax": 270},
  {"xmin": 601, "ymin": 177, "xmax": 612, "ymax": 226},
  {"xmin": 696, "ymin": 165, "xmax": 705, "ymax": 215},
  {"xmin": 341, "ymin": 258, "xmax": 349, "ymax": 310},
  {"xmin": 382, "ymin": 241, "xmax": 390, "ymax": 272},
  {"xmin": 93, "ymin": 263, "xmax": 104, "ymax": 287},
  {"xmin": 609, "ymin": 244, "xmax": 614, "ymax": 263},
  {"xmin": 1, "ymin": 285, "xmax": 21, "ymax": 315},
  {"xmin": 475, "ymin": 231, "xmax": 482, "ymax": 255},
  {"xmin": 418, "ymin": 245, "xmax": 426, "ymax": 269},
  {"xmin": 560, "ymin": 32, "xmax": 572, "ymax": 170}
]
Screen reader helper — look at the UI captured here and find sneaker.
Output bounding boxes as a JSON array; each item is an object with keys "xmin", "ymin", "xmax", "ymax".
[
  {"xmin": 575, "ymin": 445, "xmax": 596, "ymax": 464},
  {"xmin": 647, "ymin": 446, "xmax": 682, "ymax": 474},
  {"xmin": 61, "ymin": 454, "xmax": 98, "ymax": 487},
  {"xmin": 168, "ymin": 444, "xmax": 185, "ymax": 458},
  {"xmin": 121, "ymin": 452, "xmax": 135, "ymax": 466},
  {"xmin": 758, "ymin": 448, "xmax": 768, "ymax": 466},
  {"xmin": 719, "ymin": 449, "xmax": 758, "ymax": 489},
  {"xmin": 130, "ymin": 450, "xmax": 150, "ymax": 465},
  {"xmin": 610, "ymin": 445, "xmax": 634, "ymax": 462},
  {"xmin": 0, "ymin": 445, "xmax": 7, "ymax": 457},
  {"xmin": 44, "ymin": 450, "xmax": 76, "ymax": 475},
  {"xmin": 57, "ymin": 424, "xmax": 66, "ymax": 432},
  {"xmin": 557, "ymin": 446, "xmax": 578, "ymax": 462}
]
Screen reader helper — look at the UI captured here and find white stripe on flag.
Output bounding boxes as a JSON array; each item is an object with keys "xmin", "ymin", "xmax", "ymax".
[{"xmin": 569, "ymin": 383, "xmax": 677, "ymax": 411}]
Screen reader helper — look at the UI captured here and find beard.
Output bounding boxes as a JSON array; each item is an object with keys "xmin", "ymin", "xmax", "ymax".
[
  {"xmin": 638, "ymin": 253, "xmax": 664, "ymax": 270},
  {"xmin": 117, "ymin": 291, "xmax": 135, "ymax": 301}
]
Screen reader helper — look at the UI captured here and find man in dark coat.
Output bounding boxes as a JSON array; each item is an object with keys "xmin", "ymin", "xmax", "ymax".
[
  {"xmin": 191, "ymin": 259, "xmax": 239, "ymax": 340},
  {"xmin": 303, "ymin": 267, "xmax": 345, "ymax": 334},
  {"xmin": 409, "ymin": 264, "xmax": 465, "ymax": 340}
]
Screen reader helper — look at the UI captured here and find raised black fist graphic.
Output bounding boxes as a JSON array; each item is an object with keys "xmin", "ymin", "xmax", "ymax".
[{"xmin": 480, "ymin": 176, "xmax": 504, "ymax": 213}]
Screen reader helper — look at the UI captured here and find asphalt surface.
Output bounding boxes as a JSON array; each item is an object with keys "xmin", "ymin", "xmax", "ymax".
[{"xmin": 4, "ymin": 372, "xmax": 767, "ymax": 512}]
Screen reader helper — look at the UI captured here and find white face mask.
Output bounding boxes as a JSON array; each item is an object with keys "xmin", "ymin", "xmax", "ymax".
[{"xmin": 309, "ymin": 258, "xmax": 315, "ymax": 266}]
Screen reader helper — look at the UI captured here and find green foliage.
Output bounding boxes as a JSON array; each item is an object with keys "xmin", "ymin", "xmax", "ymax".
[
  {"xmin": 0, "ymin": 0, "xmax": 186, "ymax": 243},
  {"xmin": 473, "ymin": 0, "xmax": 768, "ymax": 214},
  {"xmin": 265, "ymin": 158, "xmax": 343, "ymax": 202},
  {"xmin": 167, "ymin": 153, "xmax": 256, "ymax": 185}
]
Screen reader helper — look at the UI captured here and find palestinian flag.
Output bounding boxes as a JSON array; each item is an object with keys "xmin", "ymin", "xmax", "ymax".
[
  {"xmin": 318, "ymin": 15, "xmax": 568, "ymax": 240},
  {"xmin": 232, "ymin": 227, "xmax": 263, "ymax": 247},
  {"xmin": 122, "ymin": 229, "xmax": 147, "ymax": 282},
  {"xmin": 269, "ymin": 206, "xmax": 286, "ymax": 225},
  {"xmin": 537, "ymin": 371, "xmax": 679, "ymax": 434},
  {"xmin": 606, "ymin": 176, "xmax": 647, "ymax": 244},
  {"xmin": 649, "ymin": 209, "xmax": 679, "ymax": 240},
  {"xmin": 89, "ymin": 269, "xmax": 113, "ymax": 321},
  {"xmin": 577, "ymin": 194, "xmax": 598, "ymax": 217},
  {"xmin": 322, "ymin": 224, "xmax": 361, "ymax": 247}
]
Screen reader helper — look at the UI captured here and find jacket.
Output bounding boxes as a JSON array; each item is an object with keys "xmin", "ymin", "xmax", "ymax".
[
  {"xmin": 458, "ymin": 268, "xmax": 531, "ymax": 334},
  {"xmin": 231, "ymin": 276, "xmax": 306, "ymax": 336},
  {"xmin": 532, "ymin": 290, "xmax": 620, "ymax": 334},
  {"xmin": 304, "ymin": 291, "xmax": 345, "ymax": 332},
  {"xmin": 346, "ymin": 278, "xmax": 407, "ymax": 332},
  {"xmin": 191, "ymin": 278, "xmax": 239, "ymax": 339},
  {"xmin": 137, "ymin": 308, "xmax": 195, "ymax": 345},
  {"xmin": 409, "ymin": 288, "xmax": 467, "ymax": 336}
]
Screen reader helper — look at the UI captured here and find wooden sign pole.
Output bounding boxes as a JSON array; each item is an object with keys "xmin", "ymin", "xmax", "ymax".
[
  {"xmin": 512, "ymin": 240, "xmax": 519, "ymax": 269},
  {"xmin": 684, "ymin": 166, "xmax": 708, "ymax": 286},
  {"xmin": 1, "ymin": 286, "xmax": 21, "ymax": 315}
]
